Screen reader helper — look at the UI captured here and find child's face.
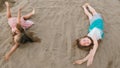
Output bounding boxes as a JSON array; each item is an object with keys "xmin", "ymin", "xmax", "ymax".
[{"xmin": 80, "ymin": 37, "xmax": 92, "ymax": 46}]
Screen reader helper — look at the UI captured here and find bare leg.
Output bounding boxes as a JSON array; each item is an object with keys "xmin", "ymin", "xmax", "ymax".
[
  {"xmin": 23, "ymin": 9, "xmax": 35, "ymax": 20},
  {"xmin": 5, "ymin": 1, "xmax": 12, "ymax": 19},
  {"xmin": 17, "ymin": 7, "xmax": 22, "ymax": 24},
  {"xmin": 85, "ymin": 3, "xmax": 97, "ymax": 15},
  {"xmin": 82, "ymin": 4, "xmax": 92, "ymax": 20}
]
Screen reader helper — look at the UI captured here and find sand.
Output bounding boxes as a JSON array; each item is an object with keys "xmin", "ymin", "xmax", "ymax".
[{"xmin": 0, "ymin": 0, "xmax": 120, "ymax": 68}]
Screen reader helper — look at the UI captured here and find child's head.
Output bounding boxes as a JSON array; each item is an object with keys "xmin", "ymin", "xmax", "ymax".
[
  {"xmin": 14, "ymin": 24, "xmax": 34, "ymax": 44},
  {"xmin": 76, "ymin": 36, "xmax": 94, "ymax": 50},
  {"xmin": 16, "ymin": 24, "xmax": 25, "ymax": 33}
]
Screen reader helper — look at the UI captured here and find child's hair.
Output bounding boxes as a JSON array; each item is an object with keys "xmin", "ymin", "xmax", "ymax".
[
  {"xmin": 76, "ymin": 36, "xmax": 94, "ymax": 51},
  {"xmin": 16, "ymin": 24, "xmax": 34, "ymax": 44}
]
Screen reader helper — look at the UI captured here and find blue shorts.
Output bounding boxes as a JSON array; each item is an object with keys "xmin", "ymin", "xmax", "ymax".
[{"xmin": 88, "ymin": 14, "xmax": 104, "ymax": 38}]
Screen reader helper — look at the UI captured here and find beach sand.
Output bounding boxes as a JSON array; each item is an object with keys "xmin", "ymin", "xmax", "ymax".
[{"xmin": 0, "ymin": 0, "xmax": 120, "ymax": 68}]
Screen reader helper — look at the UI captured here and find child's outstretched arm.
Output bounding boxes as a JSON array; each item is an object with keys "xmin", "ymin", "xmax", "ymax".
[
  {"xmin": 4, "ymin": 43, "xmax": 19, "ymax": 61},
  {"xmin": 87, "ymin": 37, "xmax": 98, "ymax": 66},
  {"xmin": 4, "ymin": 36, "xmax": 20, "ymax": 61},
  {"xmin": 73, "ymin": 49, "xmax": 93, "ymax": 64}
]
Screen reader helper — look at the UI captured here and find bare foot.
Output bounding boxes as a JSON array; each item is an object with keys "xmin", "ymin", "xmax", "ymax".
[
  {"xmin": 84, "ymin": 3, "xmax": 89, "ymax": 6},
  {"xmin": 32, "ymin": 8, "xmax": 35, "ymax": 15},
  {"xmin": 5, "ymin": 1, "xmax": 9, "ymax": 7},
  {"xmin": 82, "ymin": 3, "xmax": 90, "ymax": 8},
  {"xmin": 82, "ymin": 5, "xmax": 86, "ymax": 9}
]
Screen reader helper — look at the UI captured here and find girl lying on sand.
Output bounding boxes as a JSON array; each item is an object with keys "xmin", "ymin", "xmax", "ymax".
[
  {"xmin": 4, "ymin": 1, "xmax": 36, "ymax": 60},
  {"xmin": 73, "ymin": 3, "xmax": 104, "ymax": 66}
]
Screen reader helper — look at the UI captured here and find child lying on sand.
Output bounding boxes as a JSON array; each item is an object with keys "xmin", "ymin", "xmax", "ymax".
[
  {"xmin": 5, "ymin": 1, "xmax": 36, "ymax": 61},
  {"xmin": 73, "ymin": 3, "xmax": 104, "ymax": 66}
]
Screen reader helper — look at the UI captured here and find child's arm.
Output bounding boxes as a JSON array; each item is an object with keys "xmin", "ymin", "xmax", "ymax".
[
  {"xmin": 87, "ymin": 38, "xmax": 98, "ymax": 66},
  {"xmin": 4, "ymin": 36, "xmax": 19, "ymax": 61},
  {"xmin": 73, "ymin": 49, "xmax": 93, "ymax": 64},
  {"xmin": 5, "ymin": 43, "xmax": 19, "ymax": 61}
]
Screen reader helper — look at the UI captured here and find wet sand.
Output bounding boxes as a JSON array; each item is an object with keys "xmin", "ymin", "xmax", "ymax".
[{"xmin": 0, "ymin": 0, "xmax": 120, "ymax": 68}]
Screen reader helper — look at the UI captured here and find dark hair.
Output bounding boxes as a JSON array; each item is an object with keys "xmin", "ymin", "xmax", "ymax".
[
  {"xmin": 16, "ymin": 24, "xmax": 34, "ymax": 44},
  {"xmin": 16, "ymin": 24, "xmax": 25, "ymax": 33},
  {"xmin": 76, "ymin": 36, "xmax": 94, "ymax": 51}
]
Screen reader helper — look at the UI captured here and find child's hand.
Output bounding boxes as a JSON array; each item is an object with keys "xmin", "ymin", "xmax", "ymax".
[
  {"xmin": 73, "ymin": 60, "xmax": 84, "ymax": 64},
  {"xmin": 4, "ymin": 54, "xmax": 9, "ymax": 61}
]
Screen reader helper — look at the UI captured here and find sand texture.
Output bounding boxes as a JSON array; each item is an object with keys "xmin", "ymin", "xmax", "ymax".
[{"xmin": 0, "ymin": 0, "xmax": 120, "ymax": 68}]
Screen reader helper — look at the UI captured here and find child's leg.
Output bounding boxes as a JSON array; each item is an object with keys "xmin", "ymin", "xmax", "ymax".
[
  {"xmin": 23, "ymin": 9, "xmax": 35, "ymax": 20},
  {"xmin": 82, "ymin": 4, "xmax": 92, "ymax": 20},
  {"xmin": 17, "ymin": 7, "xmax": 22, "ymax": 24},
  {"xmin": 86, "ymin": 3, "xmax": 97, "ymax": 15},
  {"xmin": 5, "ymin": 2, "xmax": 12, "ymax": 19}
]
